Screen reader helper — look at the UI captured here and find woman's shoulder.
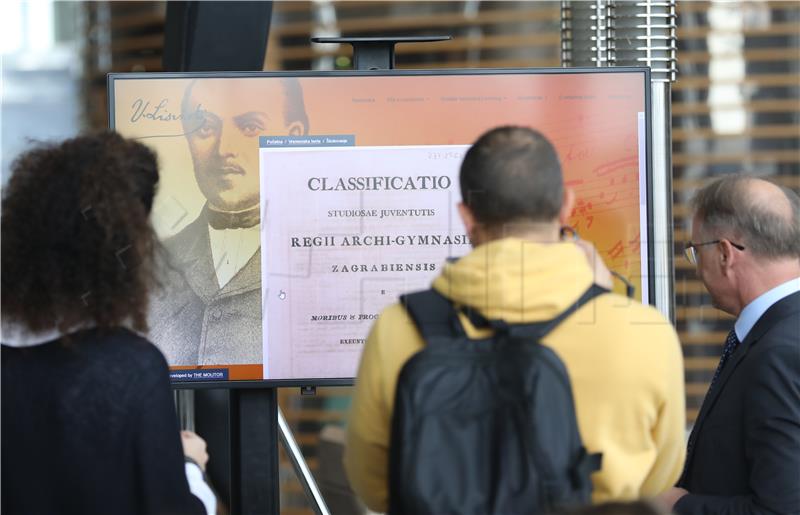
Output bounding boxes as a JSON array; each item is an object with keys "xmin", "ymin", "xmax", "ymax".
[
  {"xmin": 82, "ymin": 327, "xmax": 169, "ymax": 369},
  {"xmin": 81, "ymin": 328, "xmax": 172, "ymax": 399}
]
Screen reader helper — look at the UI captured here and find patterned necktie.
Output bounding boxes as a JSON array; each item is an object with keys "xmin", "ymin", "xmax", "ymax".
[{"xmin": 710, "ymin": 329, "xmax": 741, "ymax": 391}]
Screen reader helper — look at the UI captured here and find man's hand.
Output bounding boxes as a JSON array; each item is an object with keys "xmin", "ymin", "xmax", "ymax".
[
  {"xmin": 181, "ymin": 430, "xmax": 209, "ymax": 471},
  {"xmin": 658, "ymin": 487, "xmax": 689, "ymax": 511},
  {"xmin": 574, "ymin": 239, "xmax": 613, "ymax": 289}
]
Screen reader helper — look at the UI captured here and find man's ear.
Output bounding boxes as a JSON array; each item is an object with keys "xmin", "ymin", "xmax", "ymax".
[
  {"xmin": 558, "ymin": 187, "xmax": 576, "ymax": 226},
  {"xmin": 718, "ymin": 239, "xmax": 737, "ymax": 274},
  {"xmin": 457, "ymin": 203, "xmax": 478, "ymax": 242},
  {"xmin": 287, "ymin": 121, "xmax": 306, "ymax": 136}
]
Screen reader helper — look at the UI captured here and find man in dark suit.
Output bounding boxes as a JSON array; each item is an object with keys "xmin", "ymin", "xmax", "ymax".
[
  {"xmin": 148, "ymin": 78, "xmax": 309, "ymax": 366},
  {"xmin": 660, "ymin": 176, "xmax": 800, "ymax": 514}
]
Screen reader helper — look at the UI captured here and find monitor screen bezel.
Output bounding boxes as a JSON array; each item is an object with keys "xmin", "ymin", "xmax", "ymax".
[{"xmin": 107, "ymin": 67, "xmax": 654, "ymax": 389}]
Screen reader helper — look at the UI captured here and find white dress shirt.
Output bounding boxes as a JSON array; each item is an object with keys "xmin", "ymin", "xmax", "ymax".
[
  {"xmin": 734, "ymin": 277, "xmax": 800, "ymax": 341},
  {"xmin": 208, "ymin": 224, "xmax": 261, "ymax": 288}
]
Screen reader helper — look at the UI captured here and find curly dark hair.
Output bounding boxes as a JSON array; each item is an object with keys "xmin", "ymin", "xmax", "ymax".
[{"xmin": 2, "ymin": 131, "xmax": 160, "ymax": 334}]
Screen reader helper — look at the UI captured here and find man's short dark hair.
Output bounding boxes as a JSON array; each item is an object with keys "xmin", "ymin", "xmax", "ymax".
[
  {"xmin": 460, "ymin": 126, "xmax": 563, "ymax": 228},
  {"xmin": 691, "ymin": 175, "xmax": 800, "ymax": 259}
]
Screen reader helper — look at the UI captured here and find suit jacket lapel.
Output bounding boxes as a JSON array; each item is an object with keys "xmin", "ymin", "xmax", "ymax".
[
  {"xmin": 218, "ymin": 248, "xmax": 261, "ymax": 297},
  {"xmin": 683, "ymin": 334, "xmax": 750, "ymax": 478},
  {"xmin": 174, "ymin": 212, "xmax": 221, "ymax": 301},
  {"xmin": 689, "ymin": 339, "xmax": 749, "ymax": 436}
]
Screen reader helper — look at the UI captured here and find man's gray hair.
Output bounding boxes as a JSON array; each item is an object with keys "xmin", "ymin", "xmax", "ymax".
[{"xmin": 691, "ymin": 175, "xmax": 800, "ymax": 260}]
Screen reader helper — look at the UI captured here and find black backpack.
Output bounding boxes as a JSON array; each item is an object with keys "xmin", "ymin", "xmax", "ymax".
[{"xmin": 388, "ymin": 285, "xmax": 606, "ymax": 515}]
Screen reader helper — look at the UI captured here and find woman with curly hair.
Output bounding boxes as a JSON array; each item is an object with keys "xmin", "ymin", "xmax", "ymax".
[{"xmin": 1, "ymin": 132, "xmax": 214, "ymax": 515}]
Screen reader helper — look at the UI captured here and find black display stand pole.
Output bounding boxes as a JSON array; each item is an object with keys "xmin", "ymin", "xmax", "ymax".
[
  {"xmin": 191, "ymin": 36, "xmax": 451, "ymax": 515},
  {"xmin": 192, "ymin": 387, "xmax": 279, "ymax": 514}
]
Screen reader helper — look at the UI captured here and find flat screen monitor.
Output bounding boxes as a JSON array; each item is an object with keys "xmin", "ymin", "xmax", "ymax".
[{"xmin": 108, "ymin": 68, "xmax": 653, "ymax": 387}]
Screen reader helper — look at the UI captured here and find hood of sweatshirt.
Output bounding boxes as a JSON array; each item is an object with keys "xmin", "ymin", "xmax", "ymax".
[{"xmin": 432, "ymin": 237, "xmax": 596, "ymax": 323}]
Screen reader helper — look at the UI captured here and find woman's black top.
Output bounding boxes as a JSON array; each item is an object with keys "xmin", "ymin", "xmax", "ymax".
[{"xmin": 2, "ymin": 327, "xmax": 204, "ymax": 515}]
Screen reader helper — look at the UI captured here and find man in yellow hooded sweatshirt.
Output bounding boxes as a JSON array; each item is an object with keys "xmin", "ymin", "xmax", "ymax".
[{"xmin": 344, "ymin": 126, "xmax": 686, "ymax": 512}]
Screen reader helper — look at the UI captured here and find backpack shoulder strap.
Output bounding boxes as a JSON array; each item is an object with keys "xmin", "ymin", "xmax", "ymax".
[
  {"xmin": 467, "ymin": 284, "xmax": 609, "ymax": 339},
  {"xmin": 400, "ymin": 289, "xmax": 465, "ymax": 341},
  {"xmin": 535, "ymin": 284, "xmax": 609, "ymax": 337},
  {"xmin": 401, "ymin": 284, "xmax": 609, "ymax": 341}
]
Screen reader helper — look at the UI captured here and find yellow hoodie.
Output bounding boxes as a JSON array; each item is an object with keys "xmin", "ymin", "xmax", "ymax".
[{"xmin": 344, "ymin": 238, "xmax": 686, "ymax": 512}]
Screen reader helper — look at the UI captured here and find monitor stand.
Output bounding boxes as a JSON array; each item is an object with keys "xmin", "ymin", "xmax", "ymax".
[{"xmin": 312, "ymin": 36, "xmax": 451, "ymax": 70}]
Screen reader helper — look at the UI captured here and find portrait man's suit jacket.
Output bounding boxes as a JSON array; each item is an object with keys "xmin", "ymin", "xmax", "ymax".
[
  {"xmin": 148, "ymin": 207, "xmax": 262, "ymax": 366},
  {"xmin": 676, "ymin": 290, "xmax": 800, "ymax": 515}
]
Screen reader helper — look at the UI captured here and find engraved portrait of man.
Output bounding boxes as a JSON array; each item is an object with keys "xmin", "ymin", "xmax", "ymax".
[{"xmin": 148, "ymin": 78, "xmax": 309, "ymax": 366}]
